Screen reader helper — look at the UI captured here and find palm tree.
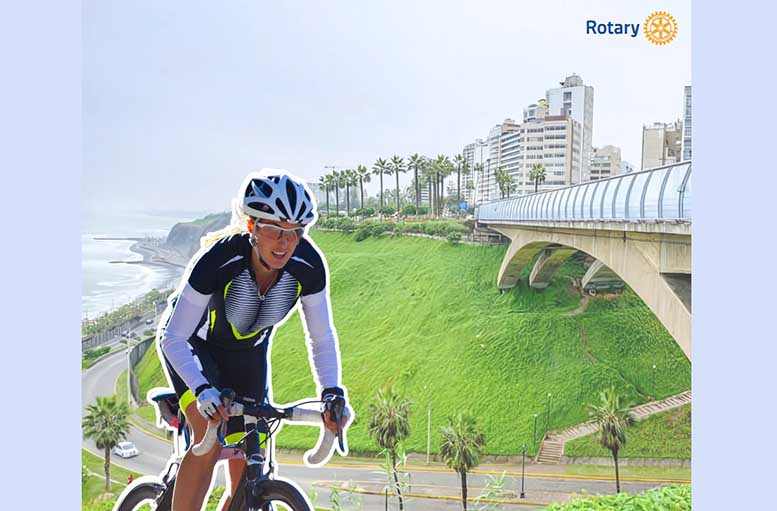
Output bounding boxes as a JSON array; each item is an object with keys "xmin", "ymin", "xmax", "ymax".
[
  {"xmin": 322, "ymin": 174, "xmax": 335, "ymax": 216},
  {"xmin": 495, "ymin": 166, "xmax": 516, "ymax": 199},
  {"xmin": 372, "ymin": 158, "xmax": 389, "ymax": 210},
  {"xmin": 587, "ymin": 387, "xmax": 636, "ymax": 493},
  {"xmin": 355, "ymin": 164, "xmax": 371, "ymax": 210},
  {"xmin": 368, "ymin": 386, "xmax": 411, "ymax": 511},
  {"xmin": 342, "ymin": 169, "xmax": 355, "ymax": 215},
  {"xmin": 407, "ymin": 153, "xmax": 425, "ymax": 214},
  {"xmin": 318, "ymin": 175, "xmax": 330, "ymax": 217},
  {"xmin": 331, "ymin": 170, "xmax": 341, "ymax": 216},
  {"xmin": 453, "ymin": 154, "xmax": 465, "ymax": 202},
  {"xmin": 529, "ymin": 163, "xmax": 547, "ymax": 193},
  {"xmin": 439, "ymin": 413, "xmax": 487, "ymax": 511},
  {"xmin": 82, "ymin": 396, "xmax": 131, "ymax": 492},
  {"xmin": 390, "ymin": 155, "xmax": 406, "ymax": 213},
  {"xmin": 433, "ymin": 155, "xmax": 453, "ymax": 217},
  {"xmin": 460, "ymin": 160, "xmax": 471, "ymax": 207}
]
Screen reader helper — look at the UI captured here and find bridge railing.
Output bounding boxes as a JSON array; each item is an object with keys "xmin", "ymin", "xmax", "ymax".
[{"xmin": 476, "ymin": 161, "xmax": 692, "ymax": 222}]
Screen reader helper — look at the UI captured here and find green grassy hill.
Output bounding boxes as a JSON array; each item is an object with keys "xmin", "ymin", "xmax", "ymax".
[{"xmin": 136, "ymin": 231, "xmax": 690, "ymax": 457}]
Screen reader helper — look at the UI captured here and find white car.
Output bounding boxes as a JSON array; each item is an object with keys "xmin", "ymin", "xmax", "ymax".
[{"xmin": 112, "ymin": 441, "xmax": 139, "ymax": 458}]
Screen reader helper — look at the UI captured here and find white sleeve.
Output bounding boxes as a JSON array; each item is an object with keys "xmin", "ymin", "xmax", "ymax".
[
  {"xmin": 159, "ymin": 282, "xmax": 212, "ymax": 393},
  {"xmin": 299, "ymin": 287, "xmax": 341, "ymax": 391}
]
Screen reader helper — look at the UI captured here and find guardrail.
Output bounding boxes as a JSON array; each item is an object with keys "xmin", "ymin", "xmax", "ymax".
[{"xmin": 476, "ymin": 161, "xmax": 692, "ymax": 222}]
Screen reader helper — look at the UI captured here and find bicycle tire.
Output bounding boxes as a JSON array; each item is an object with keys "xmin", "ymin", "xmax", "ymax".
[
  {"xmin": 113, "ymin": 482, "xmax": 170, "ymax": 511},
  {"xmin": 229, "ymin": 478, "xmax": 312, "ymax": 511}
]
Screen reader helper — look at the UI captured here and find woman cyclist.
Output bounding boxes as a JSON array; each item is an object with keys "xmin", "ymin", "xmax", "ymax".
[{"xmin": 156, "ymin": 169, "xmax": 348, "ymax": 510}]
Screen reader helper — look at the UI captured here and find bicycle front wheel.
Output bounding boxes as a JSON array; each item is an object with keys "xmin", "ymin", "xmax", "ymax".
[
  {"xmin": 113, "ymin": 481, "xmax": 170, "ymax": 511},
  {"xmin": 231, "ymin": 478, "xmax": 312, "ymax": 511}
]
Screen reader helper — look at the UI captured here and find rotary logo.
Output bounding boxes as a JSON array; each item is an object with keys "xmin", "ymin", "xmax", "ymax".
[{"xmin": 644, "ymin": 11, "xmax": 678, "ymax": 45}]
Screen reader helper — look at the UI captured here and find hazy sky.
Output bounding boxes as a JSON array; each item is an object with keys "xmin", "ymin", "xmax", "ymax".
[{"xmin": 83, "ymin": 0, "xmax": 691, "ymax": 214}]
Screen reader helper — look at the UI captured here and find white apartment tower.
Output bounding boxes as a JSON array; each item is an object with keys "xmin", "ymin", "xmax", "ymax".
[
  {"xmin": 590, "ymin": 146, "xmax": 622, "ymax": 181},
  {"xmin": 545, "ymin": 74, "xmax": 594, "ymax": 184},
  {"xmin": 681, "ymin": 85, "xmax": 692, "ymax": 161},
  {"xmin": 462, "ymin": 139, "xmax": 488, "ymax": 205},
  {"xmin": 471, "ymin": 113, "xmax": 581, "ymax": 201},
  {"xmin": 641, "ymin": 121, "xmax": 682, "ymax": 170}
]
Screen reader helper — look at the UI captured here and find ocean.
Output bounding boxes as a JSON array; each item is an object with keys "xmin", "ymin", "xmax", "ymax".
[{"xmin": 81, "ymin": 209, "xmax": 212, "ymax": 319}]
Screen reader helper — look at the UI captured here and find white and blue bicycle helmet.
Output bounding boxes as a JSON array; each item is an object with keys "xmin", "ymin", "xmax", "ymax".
[{"xmin": 240, "ymin": 169, "xmax": 318, "ymax": 226}]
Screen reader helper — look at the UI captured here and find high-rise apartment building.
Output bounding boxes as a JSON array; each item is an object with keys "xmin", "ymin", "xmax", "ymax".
[
  {"xmin": 462, "ymin": 139, "xmax": 488, "ymax": 205},
  {"xmin": 641, "ymin": 121, "xmax": 682, "ymax": 169},
  {"xmin": 477, "ymin": 119, "xmax": 521, "ymax": 203},
  {"xmin": 545, "ymin": 74, "xmax": 594, "ymax": 183},
  {"xmin": 681, "ymin": 85, "xmax": 692, "ymax": 161},
  {"xmin": 589, "ymin": 146, "xmax": 622, "ymax": 181},
  {"xmin": 471, "ymin": 113, "xmax": 581, "ymax": 202}
]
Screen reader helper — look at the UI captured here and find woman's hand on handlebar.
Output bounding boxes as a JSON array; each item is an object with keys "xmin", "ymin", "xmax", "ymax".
[{"xmin": 195, "ymin": 385, "xmax": 230, "ymax": 422}]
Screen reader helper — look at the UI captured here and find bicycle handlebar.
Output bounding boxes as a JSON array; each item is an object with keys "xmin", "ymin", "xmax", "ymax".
[{"xmin": 191, "ymin": 393, "xmax": 351, "ymax": 466}]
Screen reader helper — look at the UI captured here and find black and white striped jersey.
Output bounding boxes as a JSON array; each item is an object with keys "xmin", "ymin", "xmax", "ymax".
[{"xmin": 184, "ymin": 232, "xmax": 327, "ymax": 350}]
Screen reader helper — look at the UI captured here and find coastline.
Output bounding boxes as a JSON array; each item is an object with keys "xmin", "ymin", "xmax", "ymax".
[{"xmin": 108, "ymin": 238, "xmax": 189, "ymax": 269}]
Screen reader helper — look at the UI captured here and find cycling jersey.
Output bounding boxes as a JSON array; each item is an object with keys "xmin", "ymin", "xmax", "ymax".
[
  {"xmin": 186, "ymin": 232, "xmax": 327, "ymax": 350},
  {"xmin": 158, "ymin": 232, "xmax": 342, "ymax": 424}
]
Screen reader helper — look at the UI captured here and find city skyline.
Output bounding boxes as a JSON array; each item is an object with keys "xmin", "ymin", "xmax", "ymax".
[{"xmin": 83, "ymin": 0, "xmax": 691, "ymax": 214}]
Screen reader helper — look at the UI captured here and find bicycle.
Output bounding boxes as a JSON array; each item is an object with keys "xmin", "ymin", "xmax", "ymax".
[{"xmin": 112, "ymin": 388, "xmax": 351, "ymax": 511}]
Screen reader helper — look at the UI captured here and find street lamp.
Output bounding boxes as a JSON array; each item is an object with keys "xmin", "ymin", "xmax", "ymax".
[
  {"xmin": 520, "ymin": 444, "xmax": 527, "ymax": 499},
  {"xmin": 532, "ymin": 414, "xmax": 538, "ymax": 451}
]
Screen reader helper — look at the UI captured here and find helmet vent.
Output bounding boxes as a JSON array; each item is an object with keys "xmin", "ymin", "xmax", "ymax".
[
  {"xmin": 275, "ymin": 198, "xmax": 290, "ymax": 219},
  {"xmin": 285, "ymin": 180, "xmax": 297, "ymax": 212}
]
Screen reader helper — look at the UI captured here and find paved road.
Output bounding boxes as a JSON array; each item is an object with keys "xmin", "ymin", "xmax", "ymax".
[{"xmin": 82, "ymin": 343, "xmax": 677, "ymax": 509}]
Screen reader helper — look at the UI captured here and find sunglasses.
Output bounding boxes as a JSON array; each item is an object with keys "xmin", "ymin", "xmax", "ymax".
[{"xmin": 254, "ymin": 223, "xmax": 305, "ymax": 241}]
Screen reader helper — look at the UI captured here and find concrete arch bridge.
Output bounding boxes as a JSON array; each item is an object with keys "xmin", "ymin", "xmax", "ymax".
[{"xmin": 475, "ymin": 162, "xmax": 692, "ymax": 359}]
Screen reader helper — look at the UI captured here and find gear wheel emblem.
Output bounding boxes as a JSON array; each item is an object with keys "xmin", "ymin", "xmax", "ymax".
[{"xmin": 644, "ymin": 11, "xmax": 678, "ymax": 45}]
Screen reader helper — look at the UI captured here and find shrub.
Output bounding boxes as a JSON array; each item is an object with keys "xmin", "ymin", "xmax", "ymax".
[
  {"xmin": 354, "ymin": 225, "xmax": 372, "ymax": 242},
  {"xmin": 417, "ymin": 206, "xmax": 429, "ymax": 215},
  {"xmin": 446, "ymin": 232, "xmax": 462, "ymax": 245},
  {"xmin": 401, "ymin": 205, "xmax": 417, "ymax": 216},
  {"xmin": 355, "ymin": 207, "xmax": 375, "ymax": 217},
  {"xmin": 379, "ymin": 206, "xmax": 396, "ymax": 216}
]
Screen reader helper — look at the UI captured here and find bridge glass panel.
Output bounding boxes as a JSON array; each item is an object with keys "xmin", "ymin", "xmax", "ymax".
[
  {"xmin": 681, "ymin": 170, "xmax": 693, "ymax": 219},
  {"xmin": 589, "ymin": 180, "xmax": 606, "ymax": 219},
  {"xmin": 660, "ymin": 164, "xmax": 686, "ymax": 218},
  {"xmin": 528, "ymin": 193, "xmax": 539, "ymax": 219},
  {"xmin": 578, "ymin": 182, "xmax": 595, "ymax": 219},
  {"xmin": 628, "ymin": 172, "xmax": 651, "ymax": 219},
  {"xmin": 541, "ymin": 191, "xmax": 552, "ymax": 219},
  {"xmin": 556, "ymin": 188, "xmax": 569, "ymax": 220},
  {"xmin": 548, "ymin": 190, "xmax": 560, "ymax": 220},
  {"xmin": 614, "ymin": 174, "xmax": 635, "ymax": 218},
  {"xmin": 643, "ymin": 167, "xmax": 668, "ymax": 218},
  {"xmin": 569, "ymin": 186, "xmax": 581, "ymax": 219},
  {"xmin": 602, "ymin": 178, "xmax": 618, "ymax": 219}
]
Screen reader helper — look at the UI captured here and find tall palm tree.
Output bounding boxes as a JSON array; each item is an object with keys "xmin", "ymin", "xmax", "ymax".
[
  {"xmin": 318, "ymin": 175, "xmax": 330, "ymax": 217},
  {"xmin": 331, "ymin": 170, "xmax": 341, "ymax": 216},
  {"xmin": 433, "ymin": 155, "xmax": 453, "ymax": 217},
  {"xmin": 372, "ymin": 158, "xmax": 389, "ymax": 210},
  {"xmin": 461, "ymin": 160, "xmax": 471, "ymax": 206},
  {"xmin": 453, "ymin": 153, "xmax": 465, "ymax": 202},
  {"xmin": 390, "ymin": 155, "xmax": 406, "ymax": 213},
  {"xmin": 368, "ymin": 386, "xmax": 411, "ymax": 511},
  {"xmin": 529, "ymin": 163, "xmax": 547, "ymax": 193},
  {"xmin": 407, "ymin": 153, "xmax": 425, "ymax": 213},
  {"xmin": 588, "ymin": 387, "xmax": 636, "ymax": 493},
  {"xmin": 342, "ymin": 169, "xmax": 354, "ymax": 215},
  {"xmin": 355, "ymin": 164, "xmax": 371, "ymax": 210},
  {"xmin": 82, "ymin": 396, "xmax": 131, "ymax": 492},
  {"xmin": 440, "ymin": 413, "xmax": 487, "ymax": 511},
  {"xmin": 322, "ymin": 174, "xmax": 335, "ymax": 216}
]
